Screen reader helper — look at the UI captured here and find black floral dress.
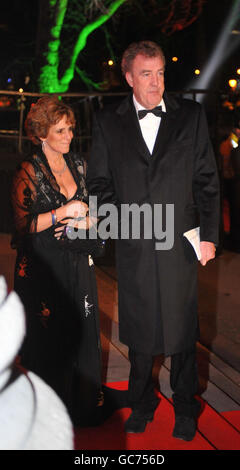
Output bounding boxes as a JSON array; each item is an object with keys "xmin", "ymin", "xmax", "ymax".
[{"xmin": 11, "ymin": 149, "xmax": 102, "ymax": 426}]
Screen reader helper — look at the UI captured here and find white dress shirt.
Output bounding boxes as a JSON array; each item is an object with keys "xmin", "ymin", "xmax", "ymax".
[{"xmin": 133, "ymin": 95, "xmax": 166, "ymax": 154}]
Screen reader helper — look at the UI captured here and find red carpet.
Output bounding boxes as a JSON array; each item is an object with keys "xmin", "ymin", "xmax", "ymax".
[
  {"xmin": 74, "ymin": 381, "xmax": 240, "ymax": 450},
  {"xmin": 222, "ymin": 410, "xmax": 240, "ymax": 432}
]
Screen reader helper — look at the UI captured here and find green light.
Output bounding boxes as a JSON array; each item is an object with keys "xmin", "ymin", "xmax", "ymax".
[
  {"xmin": 38, "ymin": 0, "xmax": 68, "ymax": 92},
  {"xmin": 39, "ymin": 0, "xmax": 127, "ymax": 93}
]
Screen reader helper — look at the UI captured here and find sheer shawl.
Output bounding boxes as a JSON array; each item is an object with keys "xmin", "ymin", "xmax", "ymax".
[{"xmin": 11, "ymin": 150, "xmax": 88, "ymax": 247}]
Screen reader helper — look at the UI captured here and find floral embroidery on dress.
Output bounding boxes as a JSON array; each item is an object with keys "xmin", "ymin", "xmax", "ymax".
[
  {"xmin": 77, "ymin": 164, "xmax": 84, "ymax": 175},
  {"xmin": 75, "ymin": 157, "xmax": 88, "ymax": 199},
  {"xmin": 80, "ymin": 180, "xmax": 88, "ymax": 199},
  {"xmin": 84, "ymin": 294, "xmax": 93, "ymax": 317},
  {"xmin": 88, "ymin": 255, "xmax": 94, "ymax": 266},
  {"xmin": 39, "ymin": 182, "xmax": 52, "ymax": 203},
  {"xmin": 39, "ymin": 302, "xmax": 51, "ymax": 327},
  {"xmin": 97, "ymin": 390, "xmax": 104, "ymax": 407},
  {"xmin": 18, "ymin": 256, "xmax": 28, "ymax": 278},
  {"xmin": 23, "ymin": 187, "xmax": 33, "ymax": 209},
  {"xmin": 35, "ymin": 170, "xmax": 44, "ymax": 182}
]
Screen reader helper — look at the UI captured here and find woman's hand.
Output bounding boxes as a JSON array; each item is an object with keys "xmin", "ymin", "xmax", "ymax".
[
  {"xmin": 54, "ymin": 215, "xmax": 97, "ymax": 240},
  {"xmin": 63, "ymin": 200, "xmax": 89, "ymax": 219}
]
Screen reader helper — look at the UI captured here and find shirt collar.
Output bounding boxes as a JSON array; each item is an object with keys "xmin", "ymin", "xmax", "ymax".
[{"xmin": 133, "ymin": 94, "xmax": 166, "ymax": 114}]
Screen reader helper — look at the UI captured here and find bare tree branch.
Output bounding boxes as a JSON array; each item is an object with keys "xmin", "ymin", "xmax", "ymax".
[{"xmin": 75, "ymin": 65, "xmax": 106, "ymax": 90}]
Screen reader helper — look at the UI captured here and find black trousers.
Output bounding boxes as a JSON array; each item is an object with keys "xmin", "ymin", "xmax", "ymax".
[{"xmin": 128, "ymin": 346, "xmax": 200, "ymax": 418}]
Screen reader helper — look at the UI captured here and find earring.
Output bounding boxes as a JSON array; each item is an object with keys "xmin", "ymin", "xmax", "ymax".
[{"xmin": 42, "ymin": 141, "xmax": 45, "ymax": 152}]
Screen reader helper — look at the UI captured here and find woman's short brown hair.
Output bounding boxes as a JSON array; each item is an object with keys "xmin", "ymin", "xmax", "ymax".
[
  {"xmin": 121, "ymin": 40, "xmax": 165, "ymax": 76},
  {"xmin": 25, "ymin": 95, "xmax": 76, "ymax": 145}
]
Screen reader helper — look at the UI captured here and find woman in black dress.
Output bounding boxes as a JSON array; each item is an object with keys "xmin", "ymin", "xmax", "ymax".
[{"xmin": 11, "ymin": 96, "xmax": 103, "ymax": 426}]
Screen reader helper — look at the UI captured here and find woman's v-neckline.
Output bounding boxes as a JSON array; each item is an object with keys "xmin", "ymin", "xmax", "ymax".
[{"xmin": 38, "ymin": 149, "xmax": 78, "ymax": 201}]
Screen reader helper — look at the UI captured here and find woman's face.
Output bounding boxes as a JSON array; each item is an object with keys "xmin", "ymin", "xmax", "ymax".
[{"xmin": 42, "ymin": 114, "xmax": 74, "ymax": 154}]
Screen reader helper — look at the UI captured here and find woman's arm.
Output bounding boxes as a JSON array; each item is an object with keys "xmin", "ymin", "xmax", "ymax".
[
  {"xmin": 36, "ymin": 200, "xmax": 88, "ymax": 232},
  {"xmin": 12, "ymin": 161, "xmax": 88, "ymax": 234}
]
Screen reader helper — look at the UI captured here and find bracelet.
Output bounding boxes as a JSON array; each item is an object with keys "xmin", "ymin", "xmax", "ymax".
[{"xmin": 51, "ymin": 209, "xmax": 57, "ymax": 225}]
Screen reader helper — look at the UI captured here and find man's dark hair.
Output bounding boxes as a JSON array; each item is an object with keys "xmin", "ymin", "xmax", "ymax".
[{"xmin": 121, "ymin": 40, "xmax": 166, "ymax": 76}]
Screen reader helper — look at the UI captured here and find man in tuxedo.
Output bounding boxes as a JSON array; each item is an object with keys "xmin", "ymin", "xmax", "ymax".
[{"xmin": 87, "ymin": 41, "xmax": 219, "ymax": 441}]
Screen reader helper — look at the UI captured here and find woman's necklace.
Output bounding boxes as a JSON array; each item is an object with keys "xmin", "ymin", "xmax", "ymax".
[
  {"xmin": 51, "ymin": 159, "xmax": 67, "ymax": 176},
  {"xmin": 42, "ymin": 142, "xmax": 67, "ymax": 176}
]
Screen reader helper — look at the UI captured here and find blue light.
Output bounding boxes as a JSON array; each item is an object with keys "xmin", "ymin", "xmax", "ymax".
[{"xmin": 7, "ymin": 78, "xmax": 12, "ymax": 83}]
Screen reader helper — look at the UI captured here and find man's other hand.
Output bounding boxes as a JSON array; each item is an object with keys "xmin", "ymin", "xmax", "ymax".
[{"xmin": 200, "ymin": 241, "xmax": 216, "ymax": 266}]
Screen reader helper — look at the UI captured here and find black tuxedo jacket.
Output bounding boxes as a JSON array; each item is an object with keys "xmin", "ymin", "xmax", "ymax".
[{"xmin": 87, "ymin": 92, "xmax": 220, "ymax": 356}]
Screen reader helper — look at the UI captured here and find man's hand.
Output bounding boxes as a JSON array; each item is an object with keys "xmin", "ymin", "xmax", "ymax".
[{"xmin": 200, "ymin": 241, "xmax": 216, "ymax": 266}]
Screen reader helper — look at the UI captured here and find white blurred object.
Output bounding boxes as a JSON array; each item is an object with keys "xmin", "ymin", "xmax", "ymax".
[
  {"xmin": 0, "ymin": 275, "xmax": 74, "ymax": 450},
  {"xmin": 0, "ymin": 277, "xmax": 26, "ymax": 375}
]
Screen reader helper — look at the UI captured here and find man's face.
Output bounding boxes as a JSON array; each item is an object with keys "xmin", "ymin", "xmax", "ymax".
[{"xmin": 125, "ymin": 54, "xmax": 165, "ymax": 109}]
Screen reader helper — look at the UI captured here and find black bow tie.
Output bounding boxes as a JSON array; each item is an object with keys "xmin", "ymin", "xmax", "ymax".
[{"xmin": 138, "ymin": 106, "xmax": 163, "ymax": 120}]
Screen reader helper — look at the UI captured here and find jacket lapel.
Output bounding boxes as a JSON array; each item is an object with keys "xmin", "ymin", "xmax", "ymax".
[
  {"xmin": 151, "ymin": 92, "xmax": 180, "ymax": 160},
  {"xmin": 116, "ymin": 95, "xmax": 151, "ymax": 161},
  {"xmin": 116, "ymin": 93, "xmax": 180, "ymax": 163}
]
